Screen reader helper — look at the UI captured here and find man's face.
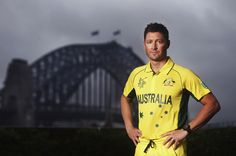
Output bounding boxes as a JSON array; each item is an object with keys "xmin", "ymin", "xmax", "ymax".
[{"xmin": 144, "ymin": 32, "xmax": 169, "ymax": 62}]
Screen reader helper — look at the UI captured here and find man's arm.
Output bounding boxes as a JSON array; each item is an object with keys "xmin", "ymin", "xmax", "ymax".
[
  {"xmin": 121, "ymin": 95, "xmax": 142, "ymax": 145},
  {"xmin": 188, "ymin": 92, "xmax": 220, "ymax": 131},
  {"xmin": 162, "ymin": 92, "xmax": 220, "ymax": 149}
]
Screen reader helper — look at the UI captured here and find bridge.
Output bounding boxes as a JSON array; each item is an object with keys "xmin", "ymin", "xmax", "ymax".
[{"xmin": 0, "ymin": 41, "xmax": 144, "ymax": 127}]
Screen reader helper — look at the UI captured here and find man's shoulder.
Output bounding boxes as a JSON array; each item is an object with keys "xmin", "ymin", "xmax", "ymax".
[
  {"xmin": 130, "ymin": 64, "xmax": 147, "ymax": 76},
  {"xmin": 173, "ymin": 63, "xmax": 195, "ymax": 76},
  {"xmin": 133, "ymin": 64, "xmax": 146, "ymax": 72}
]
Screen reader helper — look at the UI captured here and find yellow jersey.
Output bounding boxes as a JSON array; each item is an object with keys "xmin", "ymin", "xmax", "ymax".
[{"xmin": 123, "ymin": 57, "xmax": 211, "ymax": 140}]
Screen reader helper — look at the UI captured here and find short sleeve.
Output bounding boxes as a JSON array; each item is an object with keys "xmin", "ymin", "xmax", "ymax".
[
  {"xmin": 183, "ymin": 69, "xmax": 211, "ymax": 101},
  {"xmin": 123, "ymin": 70, "xmax": 136, "ymax": 99}
]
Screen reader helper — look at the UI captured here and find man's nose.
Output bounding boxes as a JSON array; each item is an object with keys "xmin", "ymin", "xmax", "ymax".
[{"xmin": 152, "ymin": 43, "xmax": 158, "ymax": 50}]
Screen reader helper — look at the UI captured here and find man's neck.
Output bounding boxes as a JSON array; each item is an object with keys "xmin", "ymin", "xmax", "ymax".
[{"xmin": 150, "ymin": 57, "xmax": 168, "ymax": 74}]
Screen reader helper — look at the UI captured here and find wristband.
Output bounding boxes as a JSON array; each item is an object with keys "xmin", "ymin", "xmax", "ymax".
[{"xmin": 183, "ymin": 124, "xmax": 192, "ymax": 134}]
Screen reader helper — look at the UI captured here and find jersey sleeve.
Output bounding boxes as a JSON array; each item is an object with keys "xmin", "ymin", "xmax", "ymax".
[
  {"xmin": 183, "ymin": 69, "xmax": 211, "ymax": 101},
  {"xmin": 123, "ymin": 70, "xmax": 136, "ymax": 99}
]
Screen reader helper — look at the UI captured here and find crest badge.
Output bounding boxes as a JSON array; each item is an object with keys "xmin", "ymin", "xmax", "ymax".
[{"xmin": 163, "ymin": 78, "xmax": 175, "ymax": 86}]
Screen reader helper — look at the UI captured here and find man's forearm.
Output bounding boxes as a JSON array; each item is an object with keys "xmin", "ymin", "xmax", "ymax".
[
  {"xmin": 189, "ymin": 93, "xmax": 221, "ymax": 131},
  {"xmin": 121, "ymin": 95, "xmax": 134, "ymax": 131}
]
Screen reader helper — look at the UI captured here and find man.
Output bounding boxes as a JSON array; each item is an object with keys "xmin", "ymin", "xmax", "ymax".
[{"xmin": 121, "ymin": 23, "xmax": 220, "ymax": 156}]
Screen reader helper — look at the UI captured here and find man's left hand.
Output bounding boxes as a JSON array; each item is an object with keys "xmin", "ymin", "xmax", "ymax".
[{"xmin": 161, "ymin": 129, "xmax": 188, "ymax": 150}]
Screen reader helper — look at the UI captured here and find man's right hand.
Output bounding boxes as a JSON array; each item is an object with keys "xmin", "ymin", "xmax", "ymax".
[
  {"xmin": 121, "ymin": 95, "xmax": 142, "ymax": 145},
  {"xmin": 126, "ymin": 127, "xmax": 142, "ymax": 145}
]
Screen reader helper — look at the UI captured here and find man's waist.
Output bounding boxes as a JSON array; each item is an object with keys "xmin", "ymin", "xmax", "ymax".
[{"xmin": 139, "ymin": 137, "xmax": 164, "ymax": 144}]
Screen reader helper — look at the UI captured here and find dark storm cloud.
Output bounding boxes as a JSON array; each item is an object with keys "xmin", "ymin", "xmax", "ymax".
[{"xmin": 0, "ymin": 0, "xmax": 236, "ymax": 123}]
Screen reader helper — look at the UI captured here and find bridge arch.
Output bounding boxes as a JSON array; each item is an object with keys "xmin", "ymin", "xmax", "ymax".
[{"xmin": 31, "ymin": 41, "xmax": 144, "ymax": 126}]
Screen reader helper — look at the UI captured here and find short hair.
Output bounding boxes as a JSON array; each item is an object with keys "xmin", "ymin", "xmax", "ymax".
[{"xmin": 144, "ymin": 23, "xmax": 169, "ymax": 41}]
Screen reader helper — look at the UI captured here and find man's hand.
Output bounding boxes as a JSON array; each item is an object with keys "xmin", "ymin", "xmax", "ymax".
[
  {"xmin": 161, "ymin": 129, "xmax": 188, "ymax": 150},
  {"xmin": 127, "ymin": 127, "xmax": 142, "ymax": 145},
  {"xmin": 121, "ymin": 95, "xmax": 142, "ymax": 145}
]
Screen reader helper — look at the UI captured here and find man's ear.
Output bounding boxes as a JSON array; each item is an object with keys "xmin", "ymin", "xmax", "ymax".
[{"xmin": 166, "ymin": 39, "xmax": 170, "ymax": 49}]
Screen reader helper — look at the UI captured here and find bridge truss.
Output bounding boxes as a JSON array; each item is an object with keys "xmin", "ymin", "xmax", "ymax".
[{"xmin": 30, "ymin": 41, "xmax": 144, "ymax": 127}]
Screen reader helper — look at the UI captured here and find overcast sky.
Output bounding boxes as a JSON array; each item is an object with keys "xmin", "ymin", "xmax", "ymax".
[{"xmin": 0, "ymin": 0, "xmax": 236, "ymax": 124}]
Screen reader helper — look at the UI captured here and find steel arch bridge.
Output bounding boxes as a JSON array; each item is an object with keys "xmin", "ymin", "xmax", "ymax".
[{"xmin": 31, "ymin": 41, "xmax": 144, "ymax": 127}]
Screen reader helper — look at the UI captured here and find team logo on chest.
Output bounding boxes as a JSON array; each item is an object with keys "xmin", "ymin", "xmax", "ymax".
[
  {"xmin": 138, "ymin": 78, "xmax": 146, "ymax": 88},
  {"xmin": 163, "ymin": 78, "xmax": 175, "ymax": 86}
]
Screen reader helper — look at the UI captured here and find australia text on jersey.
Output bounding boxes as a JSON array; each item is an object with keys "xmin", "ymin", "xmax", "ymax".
[{"xmin": 137, "ymin": 93, "xmax": 172, "ymax": 105}]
